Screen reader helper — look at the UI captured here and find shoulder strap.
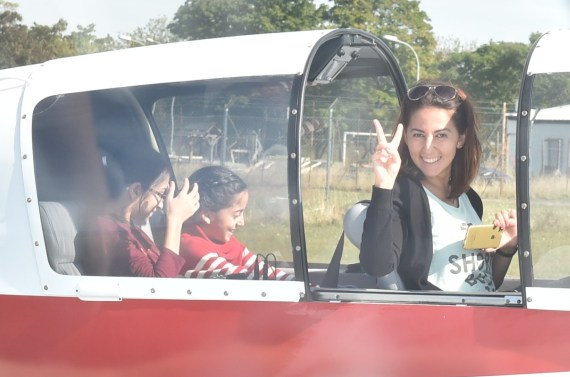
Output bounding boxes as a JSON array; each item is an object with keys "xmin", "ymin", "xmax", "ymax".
[
  {"xmin": 320, "ymin": 232, "xmax": 345, "ymax": 288},
  {"xmin": 466, "ymin": 188, "xmax": 483, "ymax": 220},
  {"xmin": 320, "ymin": 199, "xmax": 369, "ymax": 288}
]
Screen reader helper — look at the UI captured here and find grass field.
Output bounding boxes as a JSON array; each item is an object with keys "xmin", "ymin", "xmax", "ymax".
[{"xmin": 173, "ymin": 160, "xmax": 570, "ymax": 282}]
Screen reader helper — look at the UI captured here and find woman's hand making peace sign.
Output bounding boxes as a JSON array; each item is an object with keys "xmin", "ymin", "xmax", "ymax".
[{"xmin": 372, "ymin": 119, "xmax": 404, "ymax": 189}]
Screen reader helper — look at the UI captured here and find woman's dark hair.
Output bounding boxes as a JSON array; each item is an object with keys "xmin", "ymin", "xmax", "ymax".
[
  {"xmin": 102, "ymin": 148, "xmax": 169, "ymax": 199},
  {"xmin": 189, "ymin": 166, "xmax": 247, "ymax": 212},
  {"xmin": 396, "ymin": 80, "xmax": 482, "ymax": 198}
]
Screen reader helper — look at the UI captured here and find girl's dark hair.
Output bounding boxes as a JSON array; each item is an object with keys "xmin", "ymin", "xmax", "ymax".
[
  {"xmin": 102, "ymin": 148, "xmax": 169, "ymax": 199},
  {"xmin": 396, "ymin": 80, "xmax": 482, "ymax": 198},
  {"xmin": 189, "ymin": 166, "xmax": 247, "ymax": 212}
]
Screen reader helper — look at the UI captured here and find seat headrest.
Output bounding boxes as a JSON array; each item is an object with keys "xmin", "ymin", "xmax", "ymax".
[
  {"xmin": 39, "ymin": 201, "xmax": 83, "ymax": 275},
  {"xmin": 343, "ymin": 201, "xmax": 370, "ymax": 248}
]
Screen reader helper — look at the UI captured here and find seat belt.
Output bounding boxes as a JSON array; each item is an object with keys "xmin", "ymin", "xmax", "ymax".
[{"xmin": 320, "ymin": 231, "xmax": 345, "ymax": 288}]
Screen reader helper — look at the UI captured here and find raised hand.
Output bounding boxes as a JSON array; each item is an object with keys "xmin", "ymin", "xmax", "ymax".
[
  {"xmin": 162, "ymin": 178, "xmax": 200, "ymax": 254},
  {"xmin": 372, "ymin": 119, "xmax": 403, "ymax": 189},
  {"xmin": 165, "ymin": 178, "xmax": 200, "ymax": 224}
]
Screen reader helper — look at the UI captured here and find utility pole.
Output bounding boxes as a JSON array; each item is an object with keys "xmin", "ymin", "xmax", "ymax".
[{"xmin": 500, "ymin": 102, "xmax": 507, "ymax": 194}]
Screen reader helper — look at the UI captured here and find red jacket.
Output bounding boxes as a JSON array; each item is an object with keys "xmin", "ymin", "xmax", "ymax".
[{"xmin": 82, "ymin": 216, "xmax": 185, "ymax": 277}]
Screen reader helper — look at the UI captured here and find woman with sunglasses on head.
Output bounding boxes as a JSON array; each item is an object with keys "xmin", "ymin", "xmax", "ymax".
[
  {"xmin": 360, "ymin": 80, "xmax": 518, "ymax": 292},
  {"xmin": 82, "ymin": 148, "xmax": 200, "ymax": 277}
]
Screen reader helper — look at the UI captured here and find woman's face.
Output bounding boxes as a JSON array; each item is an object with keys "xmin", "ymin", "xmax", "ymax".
[
  {"xmin": 404, "ymin": 106, "xmax": 465, "ymax": 182},
  {"xmin": 133, "ymin": 174, "xmax": 169, "ymax": 224},
  {"xmin": 201, "ymin": 190, "xmax": 249, "ymax": 244}
]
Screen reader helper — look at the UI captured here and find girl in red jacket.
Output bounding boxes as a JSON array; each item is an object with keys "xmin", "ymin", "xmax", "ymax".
[{"xmin": 180, "ymin": 165, "xmax": 292, "ymax": 280}]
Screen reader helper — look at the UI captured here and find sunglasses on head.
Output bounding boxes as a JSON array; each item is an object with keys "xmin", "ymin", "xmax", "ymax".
[{"xmin": 407, "ymin": 85, "xmax": 459, "ymax": 101}]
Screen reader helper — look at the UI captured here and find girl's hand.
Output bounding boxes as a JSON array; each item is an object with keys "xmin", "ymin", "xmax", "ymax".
[
  {"xmin": 165, "ymin": 178, "xmax": 200, "ymax": 224},
  {"xmin": 372, "ymin": 119, "xmax": 403, "ymax": 189},
  {"xmin": 494, "ymin": 209, "xmax": 517, "ymax": 252}
]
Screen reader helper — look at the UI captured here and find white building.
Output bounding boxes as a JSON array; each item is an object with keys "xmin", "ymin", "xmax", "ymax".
[{"xmin": 507, "ymin": 104, "xmax": 570, "ymax": 176}]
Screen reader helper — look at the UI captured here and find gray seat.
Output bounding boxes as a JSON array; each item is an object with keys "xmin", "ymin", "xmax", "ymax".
[
  {"xmin": 343, "ymin": 201, "xmax": 406, "ymax": 290},
  {"xmin": 39, "ymin": 201, "xmax": 83, "ymax": 275}
]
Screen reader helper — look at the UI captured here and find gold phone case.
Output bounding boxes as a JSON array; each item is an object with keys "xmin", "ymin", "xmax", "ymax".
[{"xmin": 463, "ymin": 224, "xmax": 502, "ymax": 250}]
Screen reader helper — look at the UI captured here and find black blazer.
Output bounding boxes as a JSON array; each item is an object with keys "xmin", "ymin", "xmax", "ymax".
[{"xmin": 360, "ymin": 174, "xmax": 483, "ymax": 290}]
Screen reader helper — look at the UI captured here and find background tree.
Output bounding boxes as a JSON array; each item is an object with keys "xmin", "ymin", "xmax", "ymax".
[
  {"xmin": 122, "ymin": 16, "xmax": 177, "ymax": 47},
  {"xmin": 0, "ymin": 2, "xmax": 29, "ymax": 68},
  {"xmin": 169, "ymin": 0, "xmax": 254, "ymax": 40},
  {"xmin": 435, "ymin": 41, "xmax": 528, "ymax": 107},
  {"xmin": 0, "ymin": 1, "xmax": 114, "ymax": 68},
  {"xmin": 168, "ymin": 0, "xmax": 326, "ymax": 40},
  {"xmin": 248, "ymin": 0, "xmax": 328, "ymax": 33},
  {"xmin": 327, "ymin": 0, "xmax": 437, "ymax": 85},
  {"xmin": 69, "ymin": 24, "xmax": 116, "ymax": 55}
]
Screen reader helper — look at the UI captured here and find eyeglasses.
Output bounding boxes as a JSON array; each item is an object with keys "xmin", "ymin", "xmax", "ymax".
[
  {"xmin": 407, "ymin": 85, "xmax": 459, "ymax": 101},
  {"xmin": 148, "ymin": 188, "xmax": 167, "ymax": 201}
]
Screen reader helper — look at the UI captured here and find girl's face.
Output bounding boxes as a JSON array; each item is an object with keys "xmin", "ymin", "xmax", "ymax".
[
  {"xmin": 404, "ymin": 106, "xmax": 465, "ymax": 182},
  {"xmin": 202, "ymin": 190, "xmax": 249, "ymax": 243},
  {"xmin": 132, "ymin": 174, "xmax": 169, "ymax": 224}
]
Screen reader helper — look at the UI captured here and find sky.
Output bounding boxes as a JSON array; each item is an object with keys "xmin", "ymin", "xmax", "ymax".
[{"xmin": 14, "ymin": 0, "xmax": 570, "ymax": 46}]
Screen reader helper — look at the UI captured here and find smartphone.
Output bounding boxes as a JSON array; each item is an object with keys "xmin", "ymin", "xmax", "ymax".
[{"xmin": 463, "ymin": 224, "xmax": 502, "ymax": 250}]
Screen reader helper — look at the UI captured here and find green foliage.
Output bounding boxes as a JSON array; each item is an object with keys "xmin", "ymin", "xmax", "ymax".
[
  {"xmin": 327, "ymin": 0, "xmax": 437, "ymax": 85},
  {"xmin": 435, "ymin": 42, "xmax": 529, "ymax": 109},
  {"xmin": 169, "ymin": 0, "xmax": 254, "ymax": 40},
  {"xmin": 169, "ymin": 0, "xmax": 326, "ymax": 40},
  {"xmin": 124, "ymin": 16, "xmax": 177, "ymax": 46},
  {"xmin": 0, "ymin": 9, "xmax": 78, "ymax": 68},
  {"xmin": 69, "ymin": 24, "xmax": 117, "ymax": 54},
  {"xmin": 532, "ymin": 73, "xmax": 570, "ymax": 110},
  {"xmin": 0, "ymin": 3, "xmax": 115, "ymax": 69},
  {"xmin": 249, "ymin": 0, "xmax": 328, "ymax": 33}
]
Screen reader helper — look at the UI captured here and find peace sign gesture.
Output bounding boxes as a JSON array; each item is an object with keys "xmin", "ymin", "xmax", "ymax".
[{"xmin": 372, "ymin": 119, "xmax": 404, "ymax": 189}]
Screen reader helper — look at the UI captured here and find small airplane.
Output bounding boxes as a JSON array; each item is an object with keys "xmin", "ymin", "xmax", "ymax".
[{"xmin": 1, "ymin": 27, "xmax": 570, "ymax": 376}]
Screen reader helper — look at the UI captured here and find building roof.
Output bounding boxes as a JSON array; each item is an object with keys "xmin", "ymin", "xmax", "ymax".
[{"xmin": 507, "ymin": 105, "xmax": 570, "ymax": 122}]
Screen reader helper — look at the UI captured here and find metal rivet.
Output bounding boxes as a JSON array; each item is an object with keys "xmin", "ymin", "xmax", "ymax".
[
  {"xmin": 520, "ymin": 155, "xmax": 527, "ymax": 162},
  {"xmin": 506, "ymin": 298, "xmax": 511, "ymax": 304},
  {"xmin": 224, "ymin": 291, "xmax": 229, "ymax": 296},
  {"xmin": 523, "ymin": 250, "xmax": 530, "ymax": 258},
  {"xmin": 22, "ymin": 114, "xmax": 27, "ymax": 119},
  {"xmin": 335, "ymin": 294, "xmax": 340, "ymax": 300},
  {"xmin": 292, "ymin": 199, "xmax": 298, "ymax": 205},
  {"xmin": 43, "ymin": 285, "xmax": 48, "ymax": 290},
  {"xmin": 22, "ymin": 154, "xmax": 27, "ymax": 160},
  {"xmin": 187, "ymin": 289, "xmax": 192, "ymax": 295},
  {"xmin": 527, "ymin": 297, "xmax": 532, "ymax": 302},
  {"xmin": 295, "ymin": 246, "xmax": 301, "ymax": 251},
  {"xmin": 299, "ymin": 292, "xmax": 305, "ymax": 298},
  {"xmin": 27, "ymin": 198, "xmax": 32, "ymax": 203},
  {"xmin": 521, "ymin": 110, "xmax": 528, "ymax": 116},
  {"xmin": 521, "ymin": 203, "xmax": 527, "ymax": 210},
  {"xmin": 291, "ymin": 109, "xmax": 297, "ymax": 115},
  {"xmin": 290, "ymin": 152, "xmax": 296, "ymax": 159},
  {"xmin": 261, "ymin": 292, "xmax": 266, "ymax": 297},
  {"xmin": 34, "ymin": 241, "xmax": 39, "ymax": 246},
  {"xmin": 150, "ymin": 288, "xmax": 155, "ymax": 293}
]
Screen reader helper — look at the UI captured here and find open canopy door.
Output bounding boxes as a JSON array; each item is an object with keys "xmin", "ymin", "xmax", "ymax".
[{"xmin": 517, "ymin": 29, "xmax": 570, "ymax": 310}]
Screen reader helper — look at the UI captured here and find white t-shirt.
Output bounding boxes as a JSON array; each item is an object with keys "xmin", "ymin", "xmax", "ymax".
[{"xmin": 424, "ymin": 187, "xmax": 495, "ymax": 292}]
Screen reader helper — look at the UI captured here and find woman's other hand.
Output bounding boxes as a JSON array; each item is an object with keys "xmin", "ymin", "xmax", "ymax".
[{"xmin": 494, "ymin": 209, "xmax": 517, "ymax": 252}]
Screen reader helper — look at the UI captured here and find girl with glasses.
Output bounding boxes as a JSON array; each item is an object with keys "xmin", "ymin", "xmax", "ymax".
[
  {"xmin": 82, "ymin": 148, "xmax": 200, "ymax": 277},
  {"xmin": 360, "ymin": 80, "xmax": 518, "ymax": 292}
]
